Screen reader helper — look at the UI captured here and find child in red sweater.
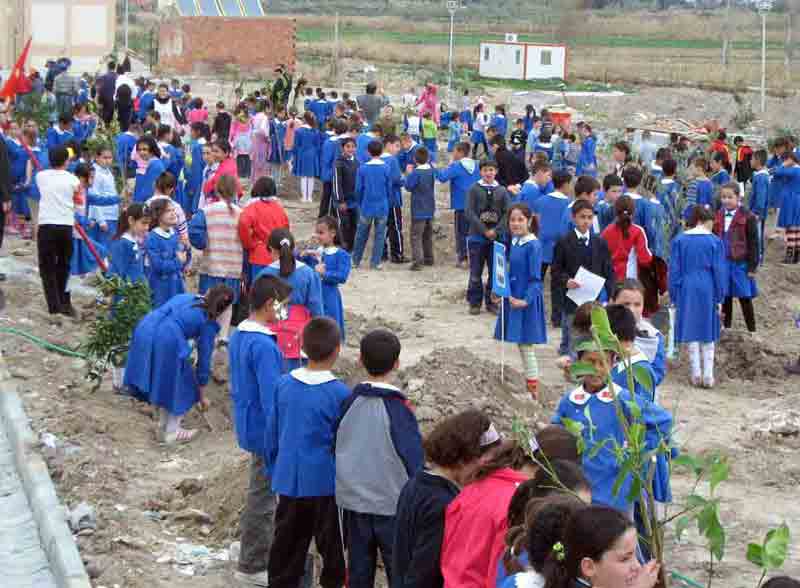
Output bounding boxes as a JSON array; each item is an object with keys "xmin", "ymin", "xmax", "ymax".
[{"xmin": 601, "ymin": 194, "xmax": 653, "ymax": 282}]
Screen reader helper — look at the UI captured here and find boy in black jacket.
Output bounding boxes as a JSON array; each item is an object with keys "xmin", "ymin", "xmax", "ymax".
[
  {"xmin": 552, "ymin": 199, "xmax": 615, "ymax": 360},
  {"xmin": 333, "ymin": 137, "xmax": 360, "ymax": 251}
]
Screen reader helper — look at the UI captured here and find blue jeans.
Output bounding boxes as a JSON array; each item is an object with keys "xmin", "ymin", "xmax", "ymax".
[
  {"xmin": 467, "ymin": 239, "xmax": 494, "ymax": 308},
  {"xmin": 344, "ymin": 510, "xmax": 396, "ymax": 588},
  {"xmin": 352, "ymin": 215, "xmax": 387, "ymax": 268}
]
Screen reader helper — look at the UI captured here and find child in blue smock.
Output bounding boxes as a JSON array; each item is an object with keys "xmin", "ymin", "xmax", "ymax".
[
  {"xmin": 773, "ymin": 155, "xmax": 800, "ymax": 264},
  {"xmin": 133, "ymin": 136, "xmax": 166, "ymax": 203},
  {"xmin": 6, "ymin": 127, "xmax": 30, "ymax": 236},
  {"xmin": 88, "ymin": 147, "xmax": 120, "ymax": 250},
  {"xmin": 576, "ymin": 124, "xmax": 598, "ymax": 177},
  {"xmin": 71, "ymin": 163, "xmax": 118, "ymax": 278},
  {"xmin": 713, "ymin": 183, "xmax": 759, "ymax": 332},
  {"xmin": 108, "ymin": 203, "xmax": 149, "ymax": 284},
  {"xmin": 125, "ymin": 286, "xmax": 235, "ymax": 444},
  {"xmin": 494, "ymin": 204, "xmax": 547, "ymax": 400},
  {"xmin": 532, "ymin": 170, "xmax": 572, "ymax": 282},
  {"xmin": 186, "ymin": 122, "xmax": 210, "ymax": 214},
  {"xmin": 228, "ymin": 275, "xmax": 290, "ymax": 585},
  {"xmin": 447, "ymin": 114, "xmax": 463, "ymax": 153},
  {"xmin": 607, "ymin": 305, "xmax": 658, "ymax": 403},
  {"xmin": 552, "ymin": 340, "xmax": 673, "ymax": 515},
  {"xmin": 46, "ymin": 115, "xmax": 74, "ymax": 151},
  {"xmin": 299, "ymin": 217, "xmax": 351, "ymax": 340},
  {"xmin": 157, "ymin": 125, "xmax": 187, "ymax": 212},
  {"xmin": 115, "ymin": 123, "xmax": 140, "ymax": 185},
  {"xmin": 72, "ymin": 104, "xmax": 97, "ymax": 145},
  {"xmin": 685, "ymin": 158, "xmax": 713, "ymax": 220},
  {"xmin": 145, "ymin": 198, "xmax": 188, "ymax": 307},
  {"xmin": 611, "ymin": 279, "xmax": 667, "ymax": 387},
  {"xmin": 293, "ymin": 112, "xmax": 321, "ymax": 203},
  {"xmin": 749, "ymin": 150, "xmax": 770, "ymax": 265},
  {"xmin": 256, "ymin": 229, "xmax": 324, "ymax": 371},
  {"xmin": 709, "ymin": 152, "xmax": 731, "ymax": 208},
  {"xmin": 515, "ymin": 161, "xmax": 553, "ymax": 210},
  {"xmin": 490, "ymin": 105, "xmax": 508, "ymax": 139},
  {"xmin": 656, "ymin": 160, "xmax": 681, "ymax": 240},
  {"xmin": 436, "ymin": 142, "xmax": 480, "ymax": 267},
  {"xmin": 668, "ymin": 205, "xmax": 726, "ymax": 388},
  {"xmin": 265, "ymin": 317, "xmax": 349, "ymax": 588}
]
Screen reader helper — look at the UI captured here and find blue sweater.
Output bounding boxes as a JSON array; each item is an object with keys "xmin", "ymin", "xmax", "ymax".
[
  {"xmin": 133, "ymin": 158, "xmax": 167, "ymax": 203},
  {"xmin": 268, "ymin": 368, "xmax": 350, "ymax": 497},
  {"xmin": 108, "ymin": 235, "xmax": 146, "ymax": 283},
  {"xmin": 46, "ymin": 126, "xmax": 74, "ymax": 151},
  {"xmin": 356, "ymin": 159, "xmax": 393, "ymax": 218},
  {"xmin": 228, "ymin": 320, "xmax": 284, "ymax": 458},
  {"xmin": 381, "ymin": 153, "xmax": 405, "ymax": 208},
  {"xmin": 750, "ymin": 169, "xmax": 770, "ymax": 217},
  {"xmin": 405, "ymin": 165, "xmax": 436, "ymax": 220},
  {"xmin": 436, "ymin": 157, "xmax": 480, "ymax": 210}
]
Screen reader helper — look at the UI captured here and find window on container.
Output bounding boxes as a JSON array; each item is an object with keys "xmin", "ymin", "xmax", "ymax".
[
  {"xmin": 484, "ymin": 46, "xmax": 490, "ymax": 61},
  {"xmin": 515, "ymin": 49, "xmax": 521, "ymax": 65},
  {"xmin": 541, "ymin": 50, "xmax": 552, "ymax": 66}
]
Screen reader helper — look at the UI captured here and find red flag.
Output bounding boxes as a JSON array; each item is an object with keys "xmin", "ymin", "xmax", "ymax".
[{"xmin": 0, "ymin": 38, "xmax": 33, "ymax": 99}]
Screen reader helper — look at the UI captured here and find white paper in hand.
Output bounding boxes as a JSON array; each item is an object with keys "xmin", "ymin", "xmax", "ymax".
[{"xmin": 566, "ymin": 266, "xmax": 606, "ymax": 307}]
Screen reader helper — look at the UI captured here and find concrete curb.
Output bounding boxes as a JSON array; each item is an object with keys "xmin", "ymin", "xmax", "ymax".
[{"xmin": 0, "ymin": 367, "xmax": 91, "ymax": 588}]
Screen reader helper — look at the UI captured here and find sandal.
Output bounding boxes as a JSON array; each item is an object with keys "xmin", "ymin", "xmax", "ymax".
[{"xmin": 160, "ymin": 427, "xmax": 198, "ymax": 445}]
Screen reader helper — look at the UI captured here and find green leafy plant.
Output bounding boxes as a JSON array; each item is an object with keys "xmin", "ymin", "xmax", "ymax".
[
  {"xmin": 672, "ymin": 453, "xmax": 730, "ymax": 586},
  {"xmin": 747, "ymin": 524, "xmax": 791, "ymax": 588},
  {"xmin": 82, "ymin": 276, "xmax": 151, "ymax": 390}
]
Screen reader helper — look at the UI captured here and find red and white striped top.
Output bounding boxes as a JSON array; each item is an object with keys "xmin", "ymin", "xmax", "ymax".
[{"xmin": 203, "ymin": 201, "xmax": 243, "ymax": 279}]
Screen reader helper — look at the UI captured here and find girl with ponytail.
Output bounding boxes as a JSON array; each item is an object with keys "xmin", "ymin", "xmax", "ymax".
[
  {"xmin": 600, "ymin": 194, "xmax": 653, "ymax": 282},
  {"xmin": 124, "ymin": 285, "xmax": 236, "ymax": 445},
  {"xmin": 188, "ymin": 174, "xmax": 244, "ymax": 342},
  {"xmin": 256, "ymin": 228, "xmax": 324, "ymax": 370}
]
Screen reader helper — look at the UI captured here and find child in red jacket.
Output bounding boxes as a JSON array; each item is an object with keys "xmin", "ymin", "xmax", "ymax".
[
  {"xmin": 238, "ymin": 177, "xmax": 290, "ymax": 281},
  {"xmin": 601, "ymin": 194, "xmax": 653, "ymax": 282}
]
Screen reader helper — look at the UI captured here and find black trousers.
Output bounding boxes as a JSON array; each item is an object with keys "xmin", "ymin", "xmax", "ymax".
[
  {"xmin": 100, "ymin": 98, "xmax": 115, "ymax": 125},
  {"xmin": 383, "ymin": 206, "xmax": 405, "ymax": 262},
  {"xmin": 37, "ymin": 225, "xmax": 73, "ymax": 314},
  {"xmin": 0, "ymin": 206, "xmax": 5, "ymax": 250},
  {"xmin": 340, "ymin": 207, "xmax": 359, "ymax": 251},
  {"xmin": 267, "ymin": 495, "xmax": 345, "ymax": 588},
  {"xmin": 117, "ymin": 101, "xmax": 133, "ymax": 132},
  {"xmin": 722, "ymin": 296, "xmax": 756, "ymax": 332},
  {"xmin": 319, "ymin": 181, "xmax": 336, "ymax": 218}
]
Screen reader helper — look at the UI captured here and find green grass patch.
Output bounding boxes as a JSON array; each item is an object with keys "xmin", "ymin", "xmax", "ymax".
[{"xmin": 297, "ymin": 26, "xmax": 784, "ymax": 52}]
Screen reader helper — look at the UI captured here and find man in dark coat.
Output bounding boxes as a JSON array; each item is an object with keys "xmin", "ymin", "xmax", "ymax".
[{"xmin": 97, "ymin": 61, "xmax": 118, "ymax": 125}]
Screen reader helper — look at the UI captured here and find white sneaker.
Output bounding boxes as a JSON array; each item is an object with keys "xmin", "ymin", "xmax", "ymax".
[{"xmin": 234, "ymin": 570, "xmax": 269, "ymax": 587}]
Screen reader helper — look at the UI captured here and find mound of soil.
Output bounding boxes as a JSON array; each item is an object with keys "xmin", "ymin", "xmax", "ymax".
[{"xmin": 715, "ymin": 330, "xmax": 794, "ymax": 384}]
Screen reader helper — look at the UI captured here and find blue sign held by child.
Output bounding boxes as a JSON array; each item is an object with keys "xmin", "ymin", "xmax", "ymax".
[{"xmin": 492, "ymin": 241, "xmax": 509, "ymax": 298}]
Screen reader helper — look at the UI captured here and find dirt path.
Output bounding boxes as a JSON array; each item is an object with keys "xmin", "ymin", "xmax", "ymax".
[{"xmin": 2, "ymin": 189, "xmax": 799, "ymax": 586}]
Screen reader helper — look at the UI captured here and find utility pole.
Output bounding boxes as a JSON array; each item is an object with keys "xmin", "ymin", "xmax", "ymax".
[
  {"xmin": 124, "ymin": 0, "xmax": 129, "ymax": 51},
  {"xmin": 332, "ymin": 12, "xmax": 340, "ymax": 87},
  {"xmin": 759, "ymin": 0, "xmax": 774, "ymax": 113},
  {"xmin": 446, "ymin": 0, "xmax": 459, "ymax": 104}
]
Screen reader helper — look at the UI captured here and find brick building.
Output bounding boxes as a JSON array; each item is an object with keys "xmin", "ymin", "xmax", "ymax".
[{"xmin": 158, "ymin": 16, "xmax": 296, "ymax": 75}]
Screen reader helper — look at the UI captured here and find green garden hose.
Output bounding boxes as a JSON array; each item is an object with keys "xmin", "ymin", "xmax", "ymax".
[{"xmin": 0, "ymin": 327, "xmax": 88, "ymax": 359}]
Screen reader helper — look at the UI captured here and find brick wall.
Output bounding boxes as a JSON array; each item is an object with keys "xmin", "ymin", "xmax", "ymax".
[{"xmin": 158, "ymin": 17, "xmax": 296, "ymax": 75}]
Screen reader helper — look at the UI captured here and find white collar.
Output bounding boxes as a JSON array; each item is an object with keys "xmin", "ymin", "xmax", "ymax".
[
  {"xmin": 153, "ymin": 227, "xmax": 175, "ymax": 238},
  {"xmin": 651, "ymin": 163, "xmax": 663, "ymax": 171},
  {"xmin": 366, "ymin": 159, "xmax": 385, "ymax": 166},
  {"xmin": 268, "ymin": 259, "xmax": 306, "ymax": 269},
  {"xmin": 320, "ymin": 245, "xmax": 339, "ymax": 254},
  {"xmin": 754, "ymin": 169, "xmax": 769, "ymax": 176},
  {"xmin": 291, "ymin": 367, "xmax": 337, "ymax": 385},
  {"xmin": 197, "ymin": 137, "xmax": 206, "ymax": 145},
  {"xmin": 613, "ymin": 352, "xmax": 650, "ymax": 374},
  {"xmin": 549, "ymin": 191, "xmax": 568, "ymax": 199},
  {"xmin": 416, "ymin": 164, "xmax": 431, "ymax": 170},
  {"xmin": 568, "ymin": 385, "xmax": 615, "ymax": 405},
  {"xmin": 626, "ymin": 192, "xmax": 642, "ymax": 199},
  {"xmin": 380, "ymin": 152, "xmax": 392, "ymax": 158},
  {"xmin": 363, "ymin": 381, "xmax": 402, "ymax": 392},
  {"xmin": 512, "ymin": 234, "xmax": 537, "ymax": 245},
  {"xmin": 661, "ymin": 178, "xmax": 675, "ymax": 185},
  {"xmin": 685, "ymin": 226, "xmax": 712, "ymax": 235},
  {"xmin": 537, "ymin": 142, "xmax": 552, "ymax": 148},
  {"xmin": 479, "ymin": 180, "xmax": 499, "ymax": 188},
  {"xmin": 574, "ymin": 228, "xmax": 591, "ymax": 241},
  {"xmin": 122, "ymin": 233, "xmax": 137, "ymax": 243},
  {"xmin": 236, "ymin": 319, "xmax": 276, "ymax": 336},
  {"xmin": 637, "ymin": 319, "xmax": 660, "ymax": 337}
]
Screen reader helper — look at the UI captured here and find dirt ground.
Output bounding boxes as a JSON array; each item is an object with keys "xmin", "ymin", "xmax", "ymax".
[{"xmin": 3, "ymin": 81, "xmax": 800, "ymax": 586}]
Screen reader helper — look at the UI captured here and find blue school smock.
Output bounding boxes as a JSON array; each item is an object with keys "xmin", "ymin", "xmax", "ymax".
[
  {"xmin": 186, "ymin": 138, "xmax": 207, "ymax": 214},
  {"xmin": 397, "ymin": 142, "xmax": 421, "ymax": 173},
  {"xmin": 228, "ymin": 319, "xmax": 284, "ymax": 458},
  {"xmin": 381, "ymin": 153, "xmax": 404, "ymax": 208},
  {"xmin": 71, "ymin": 191, "xmax": 119, "ymax": 275},
  {"xmin": 6, "ymin": 139, "xmax": 30, "ymax": 217},
  {"xmin": 649, "ymin": 163, "xmax": 664, "ymax": 183},
  {"xmin": 534, "ymin": 142, "xmax": 553, "ymax": 162},
  {"xmin": 750, "ymin": 169, "xmax": 770, "ymax": 218},
  {"xmin": 72, "ymin": 117, "xmax": 97, "ymax": 144},
  {"xmin": 422, "ymin": 138, "xmax": 438, "ymax": 164},
  {"xmin": 657, "ymin": 179, "xmax": 681, "ymax": 233},
  {"xmin": 494, "ymin": 235, "xmax": 547, "ymax": 344},
  {"xmin": 710, "ymin": 169, "xmax": 730, "ymax": 196},
  {"xmin": 320, "ymin": 134, "xmax": 343, "ymax": 184},
  {"xmin": 138, "ymin": 91, "xmax": 155, "ymax": 121},
  {"xmin": 668, "ymin": 228, "xmax": 726, "ymax": 344},
  {"xmin": 109, "ymin": 235, "xmax": 145, "ymax": 283},
  {"xmin": 695, "ymin": 178, "xmax": 714, "ymax": 209},
  {"xmin": 124, "ymin": 294, "xmax": 219, "ymax": 416},
  {"xmin": 26, "ymin": 146, "xmax": 49, "ymax": 204},
  {"xmin": 612, "ymin": 351, "xmax": 658, "ymax": 402},
  {"xmin": 356, "ymin": 132, "xmax": 379, "ymax": 164},
  {"xmin": 266, "ymin": 368, "xmax": 350, "ymax": 496},
  {"xmin": 625, "ymin": 193, "xmax": 650, "ymax": 229},
  {"xmin": 299, "ymin": 247, "xmax": 351, "ymax": 339},
  {"xmin": 532, "ymin": 192, "xmax": 570, "ymax": 264},
  {"xmin": 576, "ymin": 135, "xmax": 597, "ymax": 176},
  {"xmin": 291, "ymin": 126, "xmax": 320, "ymax": 178},
  {"xmin": 773, "ymin": 166, "xmax": 800, "ymax": 228},
  {"xmin": 490, "ymin": 113, "xmax": 508, "ymax": 138},
  {"xmin": 133, "ymin": 158, "xmax": 166, "ymax": 203},
  {"xmin": 45, "ymin": 126, "xmax": 74, "ymax": 151},
  {"xmin": 436, "ymin": 157, "xmax": 480, "ymax": 211},
  {"xmin": 161, "ymin": 143, "xmax": 187, "ymax": 210},
  {"xmin": 355, "ymin": 159, "xmax": 393, "ymax": 218},
  {"xmin": 145, "ymin": 227, "xmax": 186, "ymax": 308},
  {"xmin": 596, "ymin": 199, "xmax": 616, "ymax": 232},
  {"xmin": 767, "ymin": 155, "xmax": 784, "ymax": 209},
  {"xmin": 115, "ymin": 131, "xmax": 138, "ymax": 177},
  {"xmin": 406, "ymin": 165, "xmax": 436, "ymax": 220},
  {"xmin": 552, "ymin": 384, "xmax": 673, "ymax": 513},
  {"xmin": 460, "ymin": 109, "xmax": 473, "ymax": 131},
  {"xmin": 309, "ymin": 99, "xmax": 330, "ymax": 127},
  {"xmin": 447, "ymin": 121, "xmax": 462, "ymax": 152},
  {"xmin": 719, "ymin": 209, "xmax": 759, "ymax": 299},
  {"xmin": 644, "ymin": 198, "xmax": 667, "ymax": 259},
  {"xmin": 268, "ymin": 118, "xmax": 286, "ymax": 165}
]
